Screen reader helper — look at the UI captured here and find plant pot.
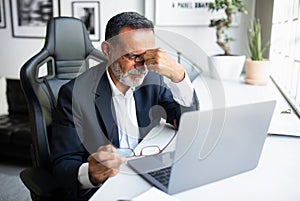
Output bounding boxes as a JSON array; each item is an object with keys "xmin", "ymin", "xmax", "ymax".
[
  {"xmin": 245, "ymin": 59, "xmax": 271, "ymax": 85},
  {"xmin": 209, "ymin": 55, "xmax": 246, "ymax": 81}
]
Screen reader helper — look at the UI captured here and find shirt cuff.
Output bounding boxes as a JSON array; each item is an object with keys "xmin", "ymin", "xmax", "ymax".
[
  {"xmin": 78, "ymin": 162, "xmax": 100, "ymax": 189},
  {"xmin": 168, "ymin": 72, "xmax": 194, "ymax": 107}
]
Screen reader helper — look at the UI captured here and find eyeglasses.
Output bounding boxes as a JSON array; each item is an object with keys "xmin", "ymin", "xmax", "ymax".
[
  {"xmin": 116, "ymin": 131, "xmax": 177, "ymax": 158},
  {"xmin": 122, "ymin": 53, "xmax": 145, "ymax": 63},
  {"xmin": 109, "ymin": 124, "xmax": 177, "ymax": 158},
  {"xmin": 117, "ymin": 145, "xmax": 161, "ymax": 158}
]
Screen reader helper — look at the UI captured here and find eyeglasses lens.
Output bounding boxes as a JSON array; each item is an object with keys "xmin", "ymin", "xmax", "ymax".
[
  {"xmin": 141, "ymin": 146, "xmax": 160, "ymax": 156},
  {"xmin": 117, "ymin": 148, "xmax": 134, "ymax": 158}
]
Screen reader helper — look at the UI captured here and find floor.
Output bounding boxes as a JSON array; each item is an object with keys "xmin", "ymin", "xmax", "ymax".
[{"xmin": 0, "ymin": 158, "xmax": 31, "ymax": 201}]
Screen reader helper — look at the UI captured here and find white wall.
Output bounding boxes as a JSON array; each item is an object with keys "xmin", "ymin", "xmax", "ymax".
[
  {"xmin": 0, "ymin": 0, "xmax": 255, "ymax": 78},
  {"xmin": 255, "ymin": 0, "xmax": 273, "ymax": 58},
  {"xmin": 0, "ymin": 0, "xmax": 144, "ymax": 78}
]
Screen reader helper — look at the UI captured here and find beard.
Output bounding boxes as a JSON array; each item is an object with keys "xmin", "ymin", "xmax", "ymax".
[{"xmin": 110, "ymin": 61, "xmax": 148, "ymax": 87}]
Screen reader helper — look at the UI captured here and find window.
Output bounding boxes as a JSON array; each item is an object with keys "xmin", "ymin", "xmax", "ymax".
[{"xmin": 269, "ymin": 0, "xmax": 300, "ymax": 117}]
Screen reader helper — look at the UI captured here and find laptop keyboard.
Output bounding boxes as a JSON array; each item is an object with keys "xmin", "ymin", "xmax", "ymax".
[{"xmin": 147, "ymin": 166, "xmax": 172, "ymax": 187}]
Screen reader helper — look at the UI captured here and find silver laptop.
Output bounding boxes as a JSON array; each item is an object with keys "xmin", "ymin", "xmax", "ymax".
[{"xmin": 128, "ymin": 100, "xmax": 276, "ymax": 194}]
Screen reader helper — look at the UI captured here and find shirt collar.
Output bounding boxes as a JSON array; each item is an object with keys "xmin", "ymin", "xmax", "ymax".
[{"xmin": 106, "ymin": 69, "xmax": 135, "ymax": 97}]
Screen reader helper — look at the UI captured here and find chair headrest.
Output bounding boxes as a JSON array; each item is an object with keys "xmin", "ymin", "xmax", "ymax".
[{"xmin": 44, "ymin": 17, "xmax": 95, "ymax": 60}]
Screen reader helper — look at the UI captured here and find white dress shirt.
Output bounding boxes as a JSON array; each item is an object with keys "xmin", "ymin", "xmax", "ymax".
[{"xmin": 78, "ymin": 70, "xmax": 195, "ymax": 189}]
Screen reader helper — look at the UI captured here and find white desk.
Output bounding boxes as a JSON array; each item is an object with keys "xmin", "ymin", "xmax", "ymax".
[
  {"xmin": 90, "ymin": 77, "xmax": 300, "ymax": 201},
  {"xmin": 90, "ymin": 135, "xmax": 300, "ymax": 201}
]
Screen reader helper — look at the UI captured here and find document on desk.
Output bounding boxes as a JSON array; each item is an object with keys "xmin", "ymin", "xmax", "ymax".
[
  {"xmin": 133, "ymin": 119, "xmax": 177, "ymax": 154},
  {"xmin": 132, "ymin": 187, "xmax": 180, "ymax": 201},
  {"xmin": 268, "ymin": 113, "xmax": 300, "ymax": 137}
]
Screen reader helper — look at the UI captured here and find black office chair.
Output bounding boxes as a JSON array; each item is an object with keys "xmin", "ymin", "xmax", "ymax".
[{"xmin": 19, "ymin": 17, "xmax": 106, "ymax": 201}]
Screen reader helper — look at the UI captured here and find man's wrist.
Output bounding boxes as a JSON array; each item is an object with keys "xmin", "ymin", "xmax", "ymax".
[
  {"xmin": 171, "ymin": 66, "xmax": 185, "ymax": 83},
  {"xmin": 78, "ymin": 162, "xmax": 100, "ymax": 189},
  {"xmin": 168, "ymin": 71, "xmax": 194, "ymax": 107}
]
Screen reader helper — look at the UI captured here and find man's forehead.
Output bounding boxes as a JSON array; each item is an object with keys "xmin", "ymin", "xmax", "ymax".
[{"xmin": 114, "ymin": 28, "xmax": 156, "ymax": 53}]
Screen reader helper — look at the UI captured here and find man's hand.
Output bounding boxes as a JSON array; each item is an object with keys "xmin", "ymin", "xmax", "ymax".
[
  {"xmin": 87, "ymin": 144, "xmax": 123, "ymax": 185},
  {"xmin": 143, "ymin": 48, "xmax": 185, "ymax": 83}
]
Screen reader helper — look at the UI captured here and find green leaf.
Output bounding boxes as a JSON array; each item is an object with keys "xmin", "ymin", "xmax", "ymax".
[{"xmin": 247, "ymin": 18, "xmax": 270, "ymax": 61}]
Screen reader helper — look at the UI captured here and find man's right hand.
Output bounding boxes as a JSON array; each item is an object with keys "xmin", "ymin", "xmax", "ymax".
[{"xmin": 87, "ymin": 144, "xmax": 123, "ymax": 185}]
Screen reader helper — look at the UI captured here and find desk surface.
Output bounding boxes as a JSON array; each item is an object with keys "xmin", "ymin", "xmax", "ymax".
[
  {"xmin": 90, "ymin": 135, "xmax": 300, "ymax": 201},
  {"xmin": 90, "ymin": 78, "xmax": 300, "ymax": 201}
]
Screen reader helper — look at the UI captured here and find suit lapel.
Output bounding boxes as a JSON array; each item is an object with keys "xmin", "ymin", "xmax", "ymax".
[{"xmin": 94, "ymin": 71, "xmax": 119, "ymax": 147}]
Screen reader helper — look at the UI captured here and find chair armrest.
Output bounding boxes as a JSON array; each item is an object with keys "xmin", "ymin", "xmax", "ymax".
[{"xmin": 20, "ymin": 167, "xmax": 61, "ymax": 198}]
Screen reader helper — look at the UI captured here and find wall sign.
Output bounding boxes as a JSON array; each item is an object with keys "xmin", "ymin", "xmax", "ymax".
[{"xmin": 155, "ymin": 0, "xmax": 225, "ymax": 26}]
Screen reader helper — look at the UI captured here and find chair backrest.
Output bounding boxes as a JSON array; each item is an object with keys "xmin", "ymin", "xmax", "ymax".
[{"xmin": 20, "ymin": 17, "xmax": 106, "ymax": 170}]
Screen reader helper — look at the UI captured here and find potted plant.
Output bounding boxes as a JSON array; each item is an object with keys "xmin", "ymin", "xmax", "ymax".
[
  {"xmin": 244, "ymin": 18, "xmax": 271, "ymax": 85},
  {"xmin": 208, "ymin": 0, "xmax": 248, "ymax": 81}
]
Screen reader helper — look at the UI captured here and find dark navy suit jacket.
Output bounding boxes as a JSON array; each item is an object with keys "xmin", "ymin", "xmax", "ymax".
[{"xmin": 50, "ymin": 63, "xmax": 198, "ymax": 200}]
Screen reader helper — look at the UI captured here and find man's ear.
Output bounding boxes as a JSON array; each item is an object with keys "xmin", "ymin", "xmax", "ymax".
[{"xmin": 101, "ymin": 41, "xmax": 111, "ymax": 58}]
